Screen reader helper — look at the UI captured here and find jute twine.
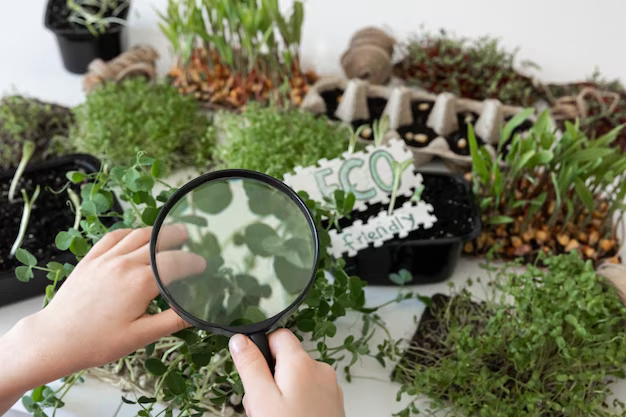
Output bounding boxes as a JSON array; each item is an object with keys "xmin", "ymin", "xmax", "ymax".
[
  {"xmin": 542, "ymin": 83, "xmax": 621, "ymax": 121},
  {"xmin": 341, "ymin": 27, "xmax": 395, "ymax": 85},
  {"xmin": 83, "ymin": 44, "xmax": 159, "ymax": 93}
]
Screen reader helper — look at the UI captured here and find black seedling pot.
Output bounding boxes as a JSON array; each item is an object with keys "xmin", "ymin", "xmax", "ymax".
[
  {"xmin": 0, "ymin": 154, "xmax": 122, "ymax": 307},
  {"xmin": 44, "ymin": 0, "xmax": 129, "ymax": 74},
  {"xmin": 339, "ymin": 172, "xmax": 481, "ymax": 285}
]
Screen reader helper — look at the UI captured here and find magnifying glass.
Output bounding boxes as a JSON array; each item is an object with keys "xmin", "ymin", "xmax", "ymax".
[{"xmin": 150, "ymin": 170, "xmax": 319, "ymax": 374}]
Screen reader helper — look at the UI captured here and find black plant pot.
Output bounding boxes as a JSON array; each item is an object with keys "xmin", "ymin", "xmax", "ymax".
[
  {"xmin": 0, "ymin": 154, "xmax": 122, "ymax": 307},
  {"xmin": 340, "ymin": 172, "xmax": 481, "ymax": 285},
  {"xmin": 44, "ymin": 0, "xmax": 129, "ymax": 74}
]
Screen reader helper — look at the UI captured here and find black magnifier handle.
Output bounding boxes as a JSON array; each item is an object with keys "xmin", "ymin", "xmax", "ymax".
[{"xmin": 249, "ymin": 332, "xmax": 275, "ymax": 376}]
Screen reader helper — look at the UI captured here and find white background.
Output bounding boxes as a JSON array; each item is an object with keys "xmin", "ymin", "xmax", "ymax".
[
  {"xmin": 1, "ymin": 1, "xmax": 626, "ymax": 416},
  {"xmin": 0, "ymin": 0, "xmax": 624, "ymax": 107}
]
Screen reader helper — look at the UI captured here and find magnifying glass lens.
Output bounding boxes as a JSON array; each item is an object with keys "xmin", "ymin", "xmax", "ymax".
[{"xmin": 153, "ymin": 176, "xmax": 317, "ymax": 329}]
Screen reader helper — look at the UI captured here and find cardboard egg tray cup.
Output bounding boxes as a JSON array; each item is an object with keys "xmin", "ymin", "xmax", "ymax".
[{"xmin": 300, "ymin": 77, "xmax": 535, "ymax": 170}]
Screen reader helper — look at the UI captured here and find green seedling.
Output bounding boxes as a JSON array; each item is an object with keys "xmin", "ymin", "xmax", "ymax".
[{"xmin": 8, "ymin": 141, "xmax": 35, "ymax": 203}]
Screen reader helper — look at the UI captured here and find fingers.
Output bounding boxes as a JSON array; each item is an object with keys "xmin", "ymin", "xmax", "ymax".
[
  {"xmin": 154, "ymin": 251, "xmax": 207, "ymax": 286},
  {"xmin": 229, "ymin": 334, "xmax": 279, "ymax": 404},
  {"xmin": 130, "ymin": 224, "xmax": 190, "ymax": 264},
  {"xmin": 107, "ymin": 227, "xmax": 154, "ymax": 257},
  {"xmin": 83, "ymin": 229, "xmax": 133, "ymax": 261},
  {"xmin": 268, "ymin": 329, "xmax": 306, "ymax": 360},
  {"xmin": 131, "ymin": 309, "xmax": 190, "ymax": 346}
]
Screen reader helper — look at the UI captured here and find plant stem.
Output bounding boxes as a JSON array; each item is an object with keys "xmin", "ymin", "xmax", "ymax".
[
  {"xmin": 10, "ymin": 186, "xmax": 41, "ymax": 257},
  {"xmin": 68, "ymin": 188, "xmax": 81, "ymax": 230},
  {"xmin": 8, "ymin": 140, "xmax": 35, "ymax": 203}
]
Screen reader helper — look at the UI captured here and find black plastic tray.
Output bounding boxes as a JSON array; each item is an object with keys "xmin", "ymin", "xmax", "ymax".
[
  {"xmin": 0, "ymin": 154, "xmax": 120, "ymax": 307},
  {"xmin": 341, "ymin": 172, "xmax": 481, "ymax": 285},
  {"xmin": 44, "ymin": 0, "xmax": 129, "ymax": 74}
]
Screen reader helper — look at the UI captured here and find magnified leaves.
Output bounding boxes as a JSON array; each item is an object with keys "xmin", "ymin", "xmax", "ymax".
[
  {"xmin": 274, "ymin": 255, "xmax": 310, "ymax": 294},
  {"xmin": 244, "ymin": 306, "xmax": 267, "ymax": 322},
  {"xmin": 234, "ymin": 274, "xmax": 272, "ymax": 298},
  {"xmin": 187, "ymin": 232, "xmax": 224, "ymax": 274},
  {"xmin": 193, "ymin": 181, "xmax": 233, "ymax": 214},
  {"xmin": 243, "ymin": 179, "xmax": 290, "ymax": 219},
  {"xmin": 244, "ymin": 222, "xmax": 278, "ymax": 257}
]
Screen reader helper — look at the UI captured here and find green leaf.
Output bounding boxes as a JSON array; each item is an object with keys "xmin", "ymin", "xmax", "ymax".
[
  {"xmin": 173, "ymin": 328, "xmax": 199, "ymax": 345},
  {"xmin": 157, "ymin": 189, "xmax": 177, "ymax": 203},
  {"xmin": 244, "ymin": 222, "xmax": 279, "ymax": 257},
  {"xmin": 344, "ymin": 192, "xmax": 356, "ymax": 213},
  {"xmin": 468, "ymin": 124, "xmax": 488, "ymax": 183},
  {"xmin": 296, "ymin": 318, "xmax": 316, "ymax": 332},
  {"xmin": 333, "ymin": 189, "xmax": 344, "ymax": 211},
  {"xmin": 55, "ymin": 231, "xmax": 74, "ymax": 250},
  {"xmin": 16, "ymin": 266, "xmax": 34, "ymax": 282},
  {"xmin": 145, "ymin": 358, "xmax": 168, "ymax": 376},
  {"xmin": 81, "ymin": 201, "xmax": 97, "ymax": 216},
  {"xmin": 244, "ymin": 306, "xmax": 267, "ymax": 322},
  {"xmin": 193, "ymin": 181, "xmax": 232, "ymax": 214},
  {"xmin": 135, "ymin": 175, "xmax": 155, "ymax": 192},
  {"xmin": 574, "ymin": 179, "xmax": 594, "ymax": 210},
  {"xmin": 122, "ymin": 168, "xmax": 141, "ymax": 192},
  {"xmin": 331, "ymin": 302, "xmax": 346, "ymax": 318},
  {"xmin": 66, "ymin": 171, "xmax": 86, "ymax": 183},
  {"xmin": 138, "ymin": 396, "xmax": 157, "ymax": 404},
  {"xmin": 138, "ymin": 155, "xmax": 156, "ymax": 166},
  {"xmin": 151, "ymin": 160, "xmax": 167, "ymax": 178},
  {"xmin": 313, "ymin": 321, "xmax": 337, "ymax": 339},
  {"xmin": 145, "ymin": 342, "xmax": 155, "ymax": 357},
  {"xmin": 177, "ymin": 215, "xmax": 208, "ymax": 227},
  {"xmin": 389, "ymin": 269, "xmax": 413, "ymax": 285},
  {"xmin": 31, "ymin": 386, "xmax": 44, "ymax": 402},
  {"xmin": 166, "ymin": 371, "xmax": 186, "ymax": 395},
  {"xmin": 121, "ymin": 396, "xmax": 136, "ymax": 404},
  {"xmin": 16, "ymin": 248, "xmax": 37, "ymax": 267},
  {"xmin": 191, "ymin": 352, "xmax": 211, "ymax": 367},
  {"xmin": 500, "ymin": 108, "xmax": 534, "ymax": 144},
  {"xmin": 22, "ymin": 396, "xmax": 36, "ymax": 412},
  {"xmin": 486, "ymin": 216, "xmax": 514, "ymax": 225},
  {"xmin": 70, "ymin": 237, "xmax": 89, "ymax": 257},
  {"xmin": 274, "ymin": 255, "xmax": 309, "ymax": 294},
  {"xmin": 141, "ymin": 207, "xmax": 160, "ymax": 226}
]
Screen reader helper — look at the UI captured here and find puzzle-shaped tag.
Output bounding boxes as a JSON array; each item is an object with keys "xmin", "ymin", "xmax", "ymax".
[
  {"xmin": 283, "ymin": 138, "xmax": 420, "ymax": 211},
  {"xmin": 327, "ymin": 201, "xmax": 437, "ymax": 258}
]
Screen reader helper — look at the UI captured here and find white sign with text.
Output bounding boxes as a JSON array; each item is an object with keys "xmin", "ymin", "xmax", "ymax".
[
  {"xmin": 327, "ymin": 201, "xmax": 437, "ymax": 258},
  {"xmin": 283, "ymin": 138, "xmax": 420, "ymax": 212}
]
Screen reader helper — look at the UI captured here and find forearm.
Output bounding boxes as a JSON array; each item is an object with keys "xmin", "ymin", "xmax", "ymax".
[{"xmin": 0, "ymin": 313, "xmax": 72, "ymax": 414}]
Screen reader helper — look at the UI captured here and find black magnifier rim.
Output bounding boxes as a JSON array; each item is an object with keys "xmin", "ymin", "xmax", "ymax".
[{"xmin": 150, "ymin": 169, "xmax": 320, "ymax": 337}]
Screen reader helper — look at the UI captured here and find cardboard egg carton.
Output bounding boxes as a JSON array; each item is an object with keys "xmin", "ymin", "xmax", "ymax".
[{"xmin": 300, "ymin": 77, "xmax": 533, "ymax": 170}]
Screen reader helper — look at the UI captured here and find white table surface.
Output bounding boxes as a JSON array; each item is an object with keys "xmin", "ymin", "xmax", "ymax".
[{"xmin": 0, "ymin": 258, "xmax": 488, "ymax": 417}]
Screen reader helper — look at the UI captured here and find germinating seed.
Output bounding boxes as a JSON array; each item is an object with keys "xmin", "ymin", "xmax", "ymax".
[
  {"xmin": 361, "ymin": 128, "xmax": 372, "ymax": 138},
  {"xmin": 464, "ymin": 114, "xmax": 474, "ymax": 124},
  {"xmin": 415, "ymin": 134, "xmax": 428, "ymax": 143},
  {"xmin": 457, "ymin": 138, "xmax": 467, "ymax": 149},
  {"xmin": 418, "ymin": 103, "xmax": 430, "ymax": 111},
  {"xmin": 405, "ymin": 132, "xmax": 414, "ymax": 140}
]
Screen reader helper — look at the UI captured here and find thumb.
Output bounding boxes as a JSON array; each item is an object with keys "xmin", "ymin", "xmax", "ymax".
[{"xmin": 229, "ymin": 334, "xmax": 279, "ymax": 404}]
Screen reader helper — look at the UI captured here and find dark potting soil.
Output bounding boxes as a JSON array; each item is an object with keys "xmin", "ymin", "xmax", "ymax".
[
  {"xmin": 0, "ymin": 166, "xmax": 82, "ymax": 273},
  {"xmin": 47, "ymin": 0, "xmax": 128, "ymax": 31},
  {"xmin": 398, "ymin": 100, "xmax": 438, "ymax": 148},
  {"xmin": 319, "ymin": 88, "xmax": 388, "ymax": 131},
  {"xmin": 320, "ymin": 88, "xmax": 343, "ymax": 120},
  {"xmin": 392, "ymin": 293, "xmax": 488, "ymax": 382},
  {"xmin": 445, "ymin": 111, "xmax": 482, "ymax": 156},
  {"xmin": 338, "ymin": 173, "xmax": 476, "ymax": 240}
]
